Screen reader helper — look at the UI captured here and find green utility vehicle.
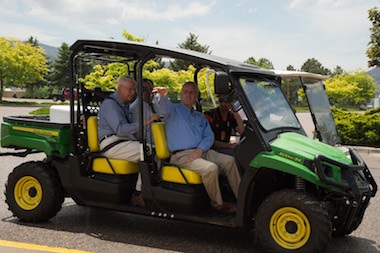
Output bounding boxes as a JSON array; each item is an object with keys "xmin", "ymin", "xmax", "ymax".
[{"xmin": 1, "ymin": 40, "xmax": 377, "ymax": 253}]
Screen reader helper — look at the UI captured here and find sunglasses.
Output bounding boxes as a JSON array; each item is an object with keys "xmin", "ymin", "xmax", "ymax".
[{"xmin": 219, "ymin": 94, "xmax": 236, "ymax": 103}]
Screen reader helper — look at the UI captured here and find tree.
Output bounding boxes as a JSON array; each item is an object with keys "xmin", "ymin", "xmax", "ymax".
[
  {"xmin": 324, "ymin": 69, "xmax": 376, "ymax": 106},
  {"xmin": 23, "ymin": 36, "xmax": 50, "ymax": 98},
  {"xmin": 367, "ymin": 7, "xmax": 380, "ymax": 67},
  {"xmin": 169, "ymin": 33, "xmax": 210, "ymax": 71},
  {"xmin": 244, "ymin": 57, "xmax": 274, "ymax": 69},
  {"xmin": 49, "ymin": 42, "xmax": 72, "ymax": 88},
  {"xmin": 281, "ymin": 65, "xmax": 302, "ymax": 106},
  {"xmin": 25, "ymin": 36, "xmax": 39, "ymax": 47},
  {"xmin": 80, "ymin": 63, "xmax": 129, "ymax": 91},
  {"xmin": 145, "ymin": 41, "xmax": 166, "ymax": 71},
  {"xmin": 121, "ymin": 30, "xmax": 145, "ymax": 42},
  {"xmin": 0, "ymin": 37, "xmax": 48, "ymax": 100},
  {"xmin": 301, "ymin": 58, "xmax": 331, "ymax": 76},
  {"xmin": 286, "ymin": 65, "xmax": 296, "ymax": 71},
  {"xmin": 331, "ymin": 65, "xmax": 344, "ymax": 77}
]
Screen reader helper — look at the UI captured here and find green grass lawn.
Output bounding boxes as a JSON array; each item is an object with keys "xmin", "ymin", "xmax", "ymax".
[
  {"xmin": 29, "ymin": 107, "xmax": 50, "ymax": 115},
  {"xmin": 335, "ymin": 104, "xmax": 364, "ymax": 111}
]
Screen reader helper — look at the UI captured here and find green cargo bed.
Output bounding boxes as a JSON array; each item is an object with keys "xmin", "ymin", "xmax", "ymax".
[{"xmin": 1, "ymin": 115, "xmax": 71, "ymax": 156}]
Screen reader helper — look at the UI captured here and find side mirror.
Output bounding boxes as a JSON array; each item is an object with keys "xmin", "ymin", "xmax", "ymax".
[{"xmin": 214, "ymin": 72, "xmax": 230, "ymax": 94}]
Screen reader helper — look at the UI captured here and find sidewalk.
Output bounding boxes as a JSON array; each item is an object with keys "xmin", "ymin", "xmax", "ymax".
[{"xmin": 348, "ymin": 146, "xmax": 380, "ymax": 155}]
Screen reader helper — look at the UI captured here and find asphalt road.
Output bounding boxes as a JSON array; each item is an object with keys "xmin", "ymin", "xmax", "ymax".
[{"xmin": 0, "ymin": 106, "xmax": 379, "ymax": 253}]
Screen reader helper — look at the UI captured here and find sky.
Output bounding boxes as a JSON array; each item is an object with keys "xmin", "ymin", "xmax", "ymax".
[{"xmin": 0, "ymin": 0, "xmax": 378, "ymax": 72}]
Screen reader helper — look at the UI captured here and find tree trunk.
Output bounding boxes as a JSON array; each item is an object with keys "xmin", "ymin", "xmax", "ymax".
[
  {"xmin": 30, "ymin": 84, "xmax": 34, "ymax": 99},
  {"xmin": 0, "ymin": 79, "xmax": 3, "ymax": 101}
]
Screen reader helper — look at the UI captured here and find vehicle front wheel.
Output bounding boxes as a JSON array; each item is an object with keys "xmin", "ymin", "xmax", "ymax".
[
  {"xmin": 52, "ymin": 96, "xmax": 58, "ymax": 102},
  {"xmin": 5, "ymin": 161, "xmax": 64, "ymax": 222},
  {"xmin": 255, "ymin": 189, "xmax": 332, "ymax": 253}
]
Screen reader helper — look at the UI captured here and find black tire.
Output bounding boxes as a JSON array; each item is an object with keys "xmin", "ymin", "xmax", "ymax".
[
  {"xmin": 52, "ymin": 96, "xmax": 58, "ymax": 102},
  {"xmin": 5, "ymin": 161, "xmax": 64, "ymax": 222},
  {"xmin": 255, "ymin": 189, "xmax": 332, "ymax": 253}
]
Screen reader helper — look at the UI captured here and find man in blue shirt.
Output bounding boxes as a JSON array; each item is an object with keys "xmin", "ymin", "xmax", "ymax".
[
  {"xmin": 97, "ymin": 75, "xmax": 159, "ymax": 207},
  {"xmin": 159, "ymin": 82, "xmax": 241, "ymax": 214}
]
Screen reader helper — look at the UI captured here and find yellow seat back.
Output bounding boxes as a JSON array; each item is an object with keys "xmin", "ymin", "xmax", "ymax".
[
  {"xmin": 152, "ymin": 122, "xmax": 171, "ymax": 159},
  {"xmin": 152, "ymin": 122, "xmax": 202, "ymax": 185},
  {"xmin": 87, "ymin": 116, "xmax": 138, "ymax": 175},
  {"xmin": 87, "ymin": 116, "xmax": 100, "ymax": 152}
]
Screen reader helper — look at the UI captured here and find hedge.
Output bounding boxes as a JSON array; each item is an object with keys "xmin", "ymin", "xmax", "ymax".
[{"xmin": 332, "ymin": 107, "xmax": 380, "ymax": 147}]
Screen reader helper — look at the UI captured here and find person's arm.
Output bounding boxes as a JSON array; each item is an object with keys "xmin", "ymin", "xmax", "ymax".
[
  {"xmin": 102, "ymin": 100, "xmax": 139, "ymax": 137},
  {"xmin": 153, "ymin": 87, "xmax": 174, "ymax": 121},
  {"xmin": 212, "ymin": 140, "xmax": 236, "ymax": 149},
  {"xmin": 130, "ymin": 99, "xmax": 159, "ymax": 127},
  {"xmin": 144, "ymin": 114, "xmax": 160, "ymax": 126},
  {"xmin": 231, "ymin": 108, "xmax": 245, "ymax": 136},
  {"xmin": 197, "ymin": 116, "xmax": 214, "ymax": 152}
]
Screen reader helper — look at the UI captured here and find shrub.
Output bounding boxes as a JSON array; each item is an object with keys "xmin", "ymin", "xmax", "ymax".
[{"xmin": 332, "ymin": 107, "xmax": 380, "ymax": 147}]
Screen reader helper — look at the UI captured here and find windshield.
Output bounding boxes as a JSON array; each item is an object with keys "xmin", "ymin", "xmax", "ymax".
[
  {"xmin": 240, "ymin": 78, "xmax": 300, "ymax": 131},
  {"xmin": 303, "ymin": 80, "xmax": 341, "ymax": 145}
]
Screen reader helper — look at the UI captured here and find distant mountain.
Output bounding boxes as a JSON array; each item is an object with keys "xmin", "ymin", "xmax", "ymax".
[
  {"xmin": 367, "ymin": 67, "xmax": 380, "ymax": 94},
  {"xmin": 40, "ymin": 43, "xmax": 59, "ymax": 62}
]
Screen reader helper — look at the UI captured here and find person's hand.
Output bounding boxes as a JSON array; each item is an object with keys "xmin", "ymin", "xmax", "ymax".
[
  {"xmin": 228, "ymin": 143, "xmax": 237, "ymax": 149},
  {"xmin": 152, "ymin": 87, "xmax": 168, "ymax": 97},
  {"xmin": 187, "ymin": 148, "xmax": 203, "ymax": 163},
  {"xmin": 144, "ymin": 114, "xmax": 160, "ymax": 126},
  {"xmin": 150, "ymin": 114, "xmax": 160, "ymax": 122}
]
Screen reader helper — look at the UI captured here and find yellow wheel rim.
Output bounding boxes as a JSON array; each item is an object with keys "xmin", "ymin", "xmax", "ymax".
[
  {"xmin": 14, "ymin": 176, "xmax": 42, "ymax": 210},
  {"xmin": 269, "ymin": 207, "xmax": 311, "ymax": 250}
]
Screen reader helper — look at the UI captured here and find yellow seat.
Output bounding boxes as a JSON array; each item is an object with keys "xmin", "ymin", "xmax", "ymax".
[
  {"xmin": 87, "ymin": 116, "xmax": 139, "ymax": 175},
  {"xmin": 152, "ymin": 122, "xmax": 202, "ymax": 184}
]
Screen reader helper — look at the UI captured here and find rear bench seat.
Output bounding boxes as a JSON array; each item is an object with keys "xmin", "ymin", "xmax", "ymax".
[
  {"xmin": 152, "ymin": 122, "xmax": 202, "ymax": 185},
  {"xmin": 87, "ymin": 116, "xmax": 139, "ymax": 175}
]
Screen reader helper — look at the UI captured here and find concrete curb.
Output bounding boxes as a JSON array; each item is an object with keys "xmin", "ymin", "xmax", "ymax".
[
  {"xmin": 345, "ymin": 146, "xmax": 380, "ymax": 155},
  {"xmin": 0, "ymin": 103, "xmax": 50, "ymax": 107}
]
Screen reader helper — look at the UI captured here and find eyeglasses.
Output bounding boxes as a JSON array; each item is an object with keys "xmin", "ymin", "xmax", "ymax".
[
  {"xmin": 121, "ymin": 86, "xmax": 136, "ymax": 93},
  {"xmin": 218, "ymin": 94, "xmax": 237, "ymax": 103},
  {"xmin": 143, "ymin": 86, "xmax": 153, "ymax": 92}
]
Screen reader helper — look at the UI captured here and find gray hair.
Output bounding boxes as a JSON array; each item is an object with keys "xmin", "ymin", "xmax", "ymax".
[{"xmin": 117, "ymin": 75, "xmax": 136, "ymax": 88}]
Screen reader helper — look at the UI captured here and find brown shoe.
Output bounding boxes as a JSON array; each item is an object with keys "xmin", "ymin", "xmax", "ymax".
[
  {"xmin": 217, "ymin": 202, "xmax": 237, "ymax": 214},
  {"xmin": 131, "ymin": 192, "xmax": 145, "ymax": 207}
]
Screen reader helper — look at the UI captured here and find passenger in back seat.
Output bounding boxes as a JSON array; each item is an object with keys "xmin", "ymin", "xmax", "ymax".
[
  {"xmin": 97, "ymin": 75, "xmax": 160, "ymax": 207},
  {"xmin": 130, "ymin": 78, "xmax": 164, "ymax": 145},
  {"xmin": 159, "ymin": 82, "xmax": 241, "ymax": 214},
  {"xmin": 204, "ymin": 94, "xmax": 244, "ymax": 156}
]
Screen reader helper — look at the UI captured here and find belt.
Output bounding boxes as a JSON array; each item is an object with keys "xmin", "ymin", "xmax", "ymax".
[
  {"xmin": 172, "ymin": 148, "xmax": 197, "ymax": 155},
  {"xmin": 99, "ymin": 134, "xmax": 115, "ymax": 144}
]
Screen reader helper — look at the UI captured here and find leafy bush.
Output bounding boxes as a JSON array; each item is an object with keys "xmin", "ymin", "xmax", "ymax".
[
  {"xmin": 332, "ymin": 107, "xmax": 380, "ymax": 146},
  {"xmin": 364, "ymin": 106, "xmax": 380, "ymax": 116},
  {"xmin": 25, "ymin": 86, "xmax": 55, "ymax": 99}
]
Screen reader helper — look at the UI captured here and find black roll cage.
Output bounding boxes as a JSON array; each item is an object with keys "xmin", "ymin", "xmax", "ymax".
[{"xmin": 68, "ymin": 39, "xmax": 301, "ymax": 156}]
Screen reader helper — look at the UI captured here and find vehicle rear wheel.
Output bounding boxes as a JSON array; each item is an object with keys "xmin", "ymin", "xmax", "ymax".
[
  {"xmin": 255, "ymin": 189, "xmax": 331, "ymax": 253},
  {"xmin": 5, "ymin": 161, "xmax": 64, "ymax": 222},
  {"xmin": 52, "ymin": 96, "xmax": 58, "ymax": 102}
]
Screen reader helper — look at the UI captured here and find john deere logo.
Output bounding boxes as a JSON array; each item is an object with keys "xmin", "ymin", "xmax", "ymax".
[
  {"xmin": 12, "ymin": 126, "xmax": 59, "ymax": 137},
  {"xmin": 278, "ymin": 152, "xmax": 302, "ymax": 163}
]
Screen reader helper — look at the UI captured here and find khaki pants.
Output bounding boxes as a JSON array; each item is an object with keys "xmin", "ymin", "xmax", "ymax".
[
  {"xmin": 170, "ymin": 149, "xmax": 241, "ymax": 209},
  {"xmin": 99, "ymin": 135, "xmax": 142, "ymax": 191}
]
